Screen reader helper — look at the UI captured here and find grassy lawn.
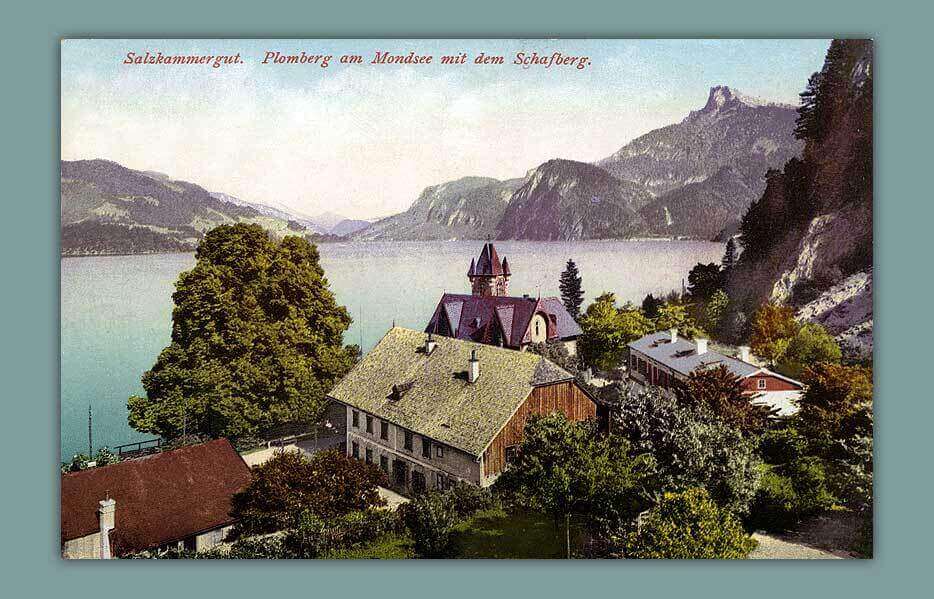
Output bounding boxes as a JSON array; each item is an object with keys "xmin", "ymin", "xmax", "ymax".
[
  {"xmin": 452, "ymin": 508, "xmax": 585, "ymax": 559},
  {"xmin": 323, "ymin": 534, "xmax": 415, "ymax": 559}
]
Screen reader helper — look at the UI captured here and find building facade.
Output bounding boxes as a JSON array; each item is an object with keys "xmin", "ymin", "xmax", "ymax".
[
  {"xmin": 327, "ymin": 327, "xmax": 596, "ymax": 494},
  {"xmin": 61, "ymin": 439, "xmax": 251, "ymax": 558},
  {"xmin": 426, "ymin": 243, "xmax": 581, "ymax": 356},
  {"xmin": 627, "ymin": 329, "xmax": 804, "ymax": 416}
]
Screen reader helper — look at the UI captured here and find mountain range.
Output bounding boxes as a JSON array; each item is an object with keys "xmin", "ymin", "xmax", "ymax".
[
  {"xmin": 60, "ymin": 160, "xmax": 367, "ymax": 255},
  {"xmin": 354, "ymin": 85, "xmax": 803, "ymax": 241}
]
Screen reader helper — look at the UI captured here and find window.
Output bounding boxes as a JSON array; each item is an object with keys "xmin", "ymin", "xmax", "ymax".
[
  {"xmin": 404, "ymin": 430, "xmax": 413, "ymax": 451},
  {"xmin": 380, "ymin": 421, "xmax": 389, "ymax": 440},
  {"xmin": 422, "ymin": 438, "xmax": 431, "ymax": 459},
  {"xmin": 505, "ymin": 445, "xmax": 519, "ymax": 465},
  {"xmin": 436, "ymin": 473, "xmax": 447, "ymax": 490},
  {"xmin": 757, "ymin": 378, "xmax": 767, "ymax": 390},
  {"xmin": 366, "ymin": 415, "xmax": 373, "ymax": 434},
  {"xmin": 365, "ymin": 448, "xmax": 373, "ymax": 464},
  {"xmin": 380, "ymin": 455, "xmax": 389, "ymax": 473},
  {"xmin": 412, "ymin": 471, "xmax": 427, "ymax": 493},
  {"xmin": 351, "ymin": 442, "xmax": 359, "ymax": 459},
  {"xmin": 436, "ymin": 445, "xmax": 444, "ymax": 458},
  {"xmin": 352, "ymin": 411, "xmax": 359, "ymax": 428}
]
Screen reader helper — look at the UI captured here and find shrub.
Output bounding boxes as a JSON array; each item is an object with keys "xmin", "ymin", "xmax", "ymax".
[
  {"xmin": 282, "ymin": 509, "xmax": 397, "ymax": 558},
  {"xmin": 444, "ymin": 483, "xmax": 497, "ymax": 519},
  {"xmin": 758, "ymin": 428, "xmax": 807, "ymax": 465},
  {"xmin": 623, "ymin": 488, "xmax": 756, "ymax": 559},
  {"xmin": 613, "ymin": 390, "xmax": 761, "ymax": 514},
  {"xmin": 400, "ymin": 492, "xmax": 458, "ymax": 558},
  {"xmin": 231, "ymin": 450, "xmax": 386, "ymax": 537},
  {"xmin": 748, "ymin": 458, "xmax": 835, "ymax": 532}
]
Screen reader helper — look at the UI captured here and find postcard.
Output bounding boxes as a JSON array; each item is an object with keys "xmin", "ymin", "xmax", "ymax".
[{"xmin": 60, "ymin": 38, "xmax": 872, "ymax": 559}]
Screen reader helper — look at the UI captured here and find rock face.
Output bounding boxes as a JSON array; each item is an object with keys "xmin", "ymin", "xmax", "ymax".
[
  {"xmin": 495, "ymin": 159, "xmax": 653, "ymax": 240},
  {"xmin": 354, "ymin": 176, "xmax": 522, "ymax": 241},
  {"xmin": 598, "ymin": 85, "xmax": 803, "ymax": 238},
  {"xmin": 796, "ymin": 271, "xmax": 872, "ymax": 359},
  {"xmin": 361, "ymin": 85, "xmax": 800, "ymax": 241},
  {"xmin": 725, "ymin": 40, "xmax": 873, "ymax": 355}
]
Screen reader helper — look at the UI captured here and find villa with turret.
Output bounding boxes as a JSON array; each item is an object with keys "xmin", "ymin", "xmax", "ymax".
[{"xmin": 425, "ymin": 243, "xmax": 582, "ymax": 355}]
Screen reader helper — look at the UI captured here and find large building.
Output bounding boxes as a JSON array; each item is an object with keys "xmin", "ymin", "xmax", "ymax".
[
  {"xmin": 425, "ymin": 243, "xmax": 582, "ymax": 355},
  {"xmin": 627, "ymin": 329, "xmax": 804, "ymax": 416},
  {"xmin": 326, "ymin": 327, "xmax": 596, "ymax": 493},
  {"xmin": 61, "ymin": 439, "xmax": 251, "ymax": 558}
]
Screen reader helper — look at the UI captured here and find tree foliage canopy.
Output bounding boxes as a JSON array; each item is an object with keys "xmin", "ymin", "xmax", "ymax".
[
  {"xmin": 675, "ymin": 365, "xmax": 774, "ymax": 436},
  {"xmin": 623, "ymin": 488, "xmax": 756, "ymax": 559},
  {"xmin": 230, "ymin": 449, "xmax": 386, "ymax": 537},
  {"xmin": 128, "ymin": 224, "xmax": 357, "ymax": 440},
  {"xmin": 578, "ymin": 293, "xmax": 653, "ymax": 371}
]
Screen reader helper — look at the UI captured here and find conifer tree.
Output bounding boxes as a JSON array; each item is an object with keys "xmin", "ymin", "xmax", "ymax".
[
  {"xmin": 559, "ymin": 259, "xmax": 584, "ymax": 320},
  {"xmin": 722, "ymin": 238, "xmax": 738, "ymax": 271}
]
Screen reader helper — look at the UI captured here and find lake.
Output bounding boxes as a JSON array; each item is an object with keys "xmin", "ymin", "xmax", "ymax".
[{"xmin": 60, "ymin": 240, "xmax": 724, "ymax": 460}]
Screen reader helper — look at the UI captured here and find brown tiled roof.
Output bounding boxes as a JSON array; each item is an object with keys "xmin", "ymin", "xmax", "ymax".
[
  {"xmin": 327, "ymin": 327, "xmax": 575, "ymax": 456},
  {"xmin": 61, "ymin": 439, "xmax": 251, "ymax": 555},
  {"xmin": 426, "ymin": 293, "xmax": 582, "ymax": 347}
]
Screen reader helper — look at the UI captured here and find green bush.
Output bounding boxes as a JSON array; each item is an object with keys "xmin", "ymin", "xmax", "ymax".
[
  {"xmin": 283, "ymin": 509, "xmax": 397, "ymax": 558},
  {"xmin": 623, "ymin": 488, "xmax": 756, "ymax": 559},
  {"xmin": 758, "ymin": 428, "xmax": 807, "ymax": 465},
  {"xmin": 748, "ymin": 458, "xmax": 835, "ymax": 532},
  {"xmin": 445, "ymin": 483, "xmax": 497, "ymax": 519},
  {"xmin": 400, "ymin": 492, "xmax": 458, "ymax": 558}
]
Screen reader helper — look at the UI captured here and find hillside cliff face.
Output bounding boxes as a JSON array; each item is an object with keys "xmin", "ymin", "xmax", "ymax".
[
  {"xmin": 61, "ymin": 159, "xmax": 314, "ymax": 255},
  {"xmin": 359, "ymin": 85, "xmax": 801, "ymax": 242},
  {"xmin": 725, "ymin": 40, "xmax": 873, "ymax": 358},
  {"xmin": 494, "ymin": 159, "xmax": 652, "ymax": 240},
  {"xmin": 353, "ymin": 176, "xmax": 522, "ymax": 241}
]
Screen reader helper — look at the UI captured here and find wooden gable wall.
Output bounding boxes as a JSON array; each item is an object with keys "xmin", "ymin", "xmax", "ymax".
[{"xmin": 482, "ymin": 381, "xmax": 596, "ymax": 477}]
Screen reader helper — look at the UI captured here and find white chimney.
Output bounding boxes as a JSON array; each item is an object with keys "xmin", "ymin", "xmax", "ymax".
[
  {"xmin": 696, "ymin": 338, "xmax": 708, "ymax": 355},
  {"xmin": 669, "ymin": 328, "xmax": 679, "ymax": 343},
  {"xmin": 425, "ymin": 333, "xmax": 437, "ymax": 355},
  {"xmin": 98, "ymin": 498, "xmax": 116, "ymax": 559},
  {"xmin": 738, "ymin": 345, "xmax": 751, "ymax": 363},
  {"xmin": 468, "ymin": 349, "xmax": 480, "ymax": 383}
]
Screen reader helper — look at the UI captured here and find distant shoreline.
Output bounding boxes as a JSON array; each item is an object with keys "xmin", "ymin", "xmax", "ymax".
[{"xmin": 62, "ymin": 236, "xmax": 718, "ymax": 258}]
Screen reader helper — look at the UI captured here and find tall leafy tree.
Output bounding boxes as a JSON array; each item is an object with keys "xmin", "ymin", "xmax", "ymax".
[
  {"xmin": 675, "ymin": 365, "xmax": 774, "ymax": 436},
  {"xmin": 687, "ymin": 262, "xmax": 724, "ymax": 301},
  {"xmin": 749, "ymin": 303, "xmax": 799, "ymax": 366},
  {"xmin": 578, "ymin": 293, "xmax": 652, "ymax": 371},
  {"xmin": 641, "ymin": 293, "xmax": 663, "ymax": 319},
  {"xmin": 494, "ymin": 413, "xmax": 649, "ymax": 557},
  {"xmin": 779, "ymin": 322, "xmax": 842, "ymax": 378},
  {"xmin": 559, "ymin": 259, "xmax": 585, "ymax": 320},
  {"xmin": 128, "ymin": 224, "xmax": 357, "ymax": 440}
]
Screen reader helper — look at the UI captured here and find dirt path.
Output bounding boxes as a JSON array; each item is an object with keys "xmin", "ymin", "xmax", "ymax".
[{"xmin": 750, "ymin": 533, "xmax": 846, "ymax": 559}]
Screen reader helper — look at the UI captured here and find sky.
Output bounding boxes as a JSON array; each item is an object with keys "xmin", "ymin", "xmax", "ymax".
[{"xmin": 61, "ymin": 39, "xmax": 830, "ymax": 220}]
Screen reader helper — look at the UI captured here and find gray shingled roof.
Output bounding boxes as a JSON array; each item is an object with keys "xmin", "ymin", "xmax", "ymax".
[
  {"xmin": 328, "ymin": 327, "xmax": 575, "ymax": 456},
  {"xmin": 628, "ymin": 331, "xmax": 760, "ymax": 378}
]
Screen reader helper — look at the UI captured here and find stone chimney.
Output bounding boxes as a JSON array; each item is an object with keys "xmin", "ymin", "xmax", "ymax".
[
  {"xmin": 738, "ymin": 345, "xmax": 751, "ymax": 363},
  {"xmin": 468, "ymin": 349, "xmax": 480, "ymax": 384},
  {"xmin": 669, "ymin": 328, "xmax": 679, "ymax": 343},
  {"xmin": 98, "ymin": 498, "xmax": 116, "ymax": 559},
  {"xmin": 696, "ymin": 338, "xmax": 708, "ymax": 355},
  {"xmin": 425, "ymin": 333, "xmax": 437, "ymax": 355}
]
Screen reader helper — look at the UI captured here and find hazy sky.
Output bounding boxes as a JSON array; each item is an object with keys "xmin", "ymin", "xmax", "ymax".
[{"xmin": 61, "ymin": 39, "xmax": 829, "ymax": 219}]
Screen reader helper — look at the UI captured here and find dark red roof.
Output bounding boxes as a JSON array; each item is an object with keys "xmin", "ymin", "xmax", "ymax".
[
  {"xmin": 61, "ymin": 439, "xmax": 251, "ymax": 555},
  {"xmin": 426, "ymin": 293, "xmax": 582, "ymax": 347},
  {"xmin": 469, "ymin": 243, "xmax": 508, "ymax": 277}
]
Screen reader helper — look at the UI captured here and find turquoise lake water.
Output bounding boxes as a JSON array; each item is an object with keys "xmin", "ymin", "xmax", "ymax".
[{"xmin": 60, "ymin": 240, "xmax": 724, "ymax": 460}]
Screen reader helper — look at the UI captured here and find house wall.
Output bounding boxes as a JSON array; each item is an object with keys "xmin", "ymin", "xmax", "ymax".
[
  {"xmin": 742, "ymin": 374, "xmax": 801, "ymax": 393},
  {"xmin": 481, "ymin": 381, "xmax": 596, "ymax": 484},
  {"xmin": 63, "ymin": 532, "xmax": 101, "ymax": 559},
  {"xmin": 195, "ymin": 525, "xmax": 233, "ymax": 552},
  {"xmin": 341, "ymin": 404, "xmax": 481, "ymax": 494},
  {"xmin": 563, "ymin": 338, "xmax": 578, "ymax": 357},
  {"xmin": 529, "ymin": 314, "xmax": 548, "ymax": 343}
]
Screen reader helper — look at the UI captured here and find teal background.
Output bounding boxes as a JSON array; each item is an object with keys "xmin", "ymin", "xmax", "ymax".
[{"xmin": 2, "ymin": 0, "xmax": 928, "ymax": 596}]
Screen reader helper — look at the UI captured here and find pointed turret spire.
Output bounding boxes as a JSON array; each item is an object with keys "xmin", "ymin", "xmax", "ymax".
[
  {"xmin": 501, "ymin": 256, "xmax": 510, "ymax": 276},
  {"xmin": 467, "ymin": 257, "xmax": 476, "ymax": 277}
]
